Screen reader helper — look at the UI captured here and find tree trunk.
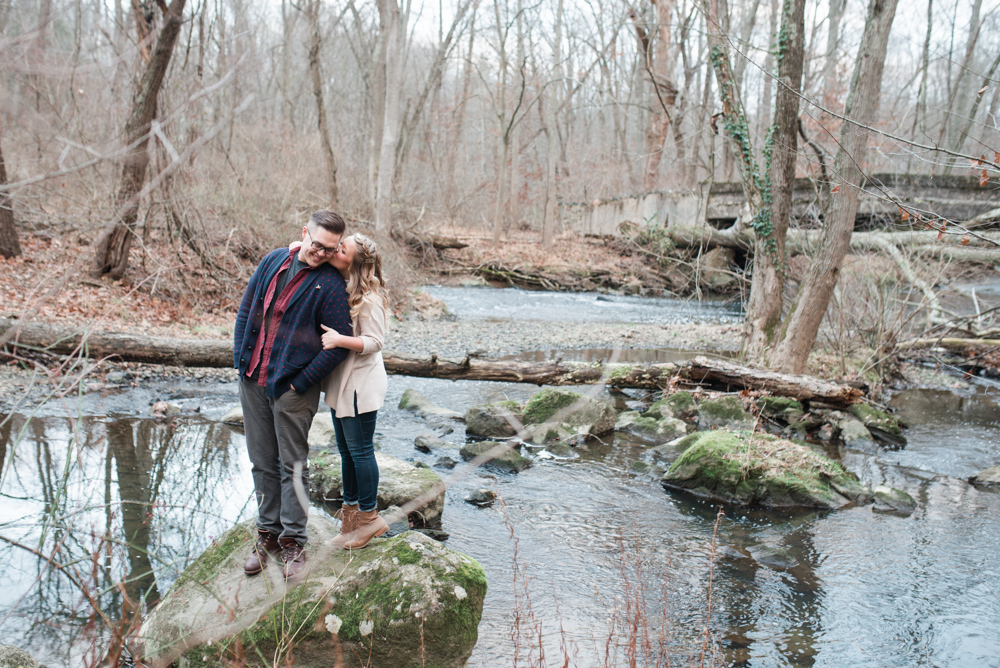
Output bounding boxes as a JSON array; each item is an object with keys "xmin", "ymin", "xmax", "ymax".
[
  {"xmin": 541, "ymin": 0, "xmax": 563, "ymax": 248},
  {"xmin": 701, "ymin": 0, "xmax": 765, "ymax": 227},
  {"xmin": 632, "ymin": 0, "xmax": 678, "ymax": 191},
  {"xmin": 821, "ymin": 0, "xmax": 843, "ymax": 107},
  {"xmin": 305, "ymin": 0, "xmax": 339, "ymax": 208},
  {"xmin": 375, "ymin": 0, "xmax": 404, "ymax": 234},
  {"xmin": 937, "ymin": 0, "xmax": 982, "ymax": 159},
  {"xmin": 0, "ymin": 319, "xmax": 862, "ymax": 406},
  {"xmin": 744, "ymin": 0, "xmax": 805, "ymax": 359},
  {"xmin": 91, "ymin": 0, "xmax": 188, "ymax": 279},
  {"xmin": 0, "ymin": 138, "xmax": 21, "ymax": 258},
  {"xmin": 768, "ymin": 0, "xmax": 899, "ymax": 373}
]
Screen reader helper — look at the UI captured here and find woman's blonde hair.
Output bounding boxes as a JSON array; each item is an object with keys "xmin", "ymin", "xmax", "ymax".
[{"xmin": 345, "ymin": 233, "xmax": 390, "ymax": 320}]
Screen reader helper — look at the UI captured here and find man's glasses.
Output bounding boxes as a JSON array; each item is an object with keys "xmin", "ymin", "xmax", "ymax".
[{"xmin": 305, "ymin": 228, "xmax": 340, "ymax": 256}]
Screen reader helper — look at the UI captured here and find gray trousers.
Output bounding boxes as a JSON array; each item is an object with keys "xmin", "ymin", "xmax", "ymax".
[{"xmin": 239, "ymin": 376, "xmax": 320, "ymax": 545}]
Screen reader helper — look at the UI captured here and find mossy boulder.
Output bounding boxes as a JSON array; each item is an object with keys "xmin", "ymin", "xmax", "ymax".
[
  {"xmin": 872, "ymin": 485, "xmax": 916, "ymax": 515},
  {"xmin": 459, "ymin": 440, "xmax": 532, "ymax": 473},
  {"xmin": 465, "ymin": 401, "xmax": 523, "ymax": 438},
  {"xmin": 311, "ymin": 451, "xmax": 445, "ymax": 527},
  {"xmin": 697, "ymin": 395, "xmax": 755, "ymax": 431},
  {"xmin": 136, "ymin": 518, "xmax": 486, "ymax": 668},
  {"xmin": 522, "ymin": 389, "xmax": 615, "ymax": 436},
  {"xmin": 848, "ymin": 403, "xmax": 906, "ymax": 446},
  {"xmin": 615, "ymin": 411, "xmax": 687, "ymax": 444},
  {"xmin": 646, "ymin": 391, "xmax": 696, "ymax": 420},
  {"xmin": 398, "ymin": 389, "xmax": 462, "ymax": 418},
  {"xmin": 661, "ymin": 430, "xmax": 867, "ymax": 509}
]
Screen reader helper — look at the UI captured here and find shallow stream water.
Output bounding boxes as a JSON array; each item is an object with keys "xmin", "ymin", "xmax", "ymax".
[{"xmin": 1, "ymin": 290, "xmax": 999, "ymax": 668}]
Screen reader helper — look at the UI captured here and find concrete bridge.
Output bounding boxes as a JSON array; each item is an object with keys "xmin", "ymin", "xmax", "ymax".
[{"xmin": 560, "ymin": 173, "xmax": 999, "ymax": 237}]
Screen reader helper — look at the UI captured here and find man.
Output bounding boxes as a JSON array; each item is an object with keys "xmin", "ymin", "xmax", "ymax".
[{"xmin": 233, "ymin": 209, "xmax": 352, "ymax": 579}]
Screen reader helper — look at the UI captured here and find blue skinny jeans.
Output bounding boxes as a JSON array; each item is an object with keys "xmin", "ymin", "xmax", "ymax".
[{"xmin": 331, "ymin": 398, "xmax": 380, "ymax": 512}]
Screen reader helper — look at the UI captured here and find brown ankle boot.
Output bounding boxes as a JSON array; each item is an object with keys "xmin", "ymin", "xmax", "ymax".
[
  {"xmin": 280, "ymin": 537, "xmax": 308, "ymax": 580},
  {"xmin": 333, "ymin": 503, "xmax": 359, "ymax": 545},
  {"xmin": 244, "ymin": 529, "xmax": 280, "ymax": 576},
  {"xmin": 342, "ymin": 509, "xmax": 389, "ymax": 550}
]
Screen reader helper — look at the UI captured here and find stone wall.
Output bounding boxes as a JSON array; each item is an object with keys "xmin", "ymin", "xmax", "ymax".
[{"xmin": 559, "ymin": 173, "xmax": 997, "ymax": 237}]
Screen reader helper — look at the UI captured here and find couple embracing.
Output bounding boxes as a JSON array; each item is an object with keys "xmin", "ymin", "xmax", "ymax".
[{"xmin": 233, "ymin": 209, "xmax": 389, "ymax": 580}]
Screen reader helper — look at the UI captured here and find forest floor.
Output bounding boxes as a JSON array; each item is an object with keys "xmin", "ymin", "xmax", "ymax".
[
  {"xmin": 1, "ymin": 229, "xmax": 738, "ymax": 351},
  {"xmin": 1, "ymin": 229, "xmax": 993, "ymax": 405}
]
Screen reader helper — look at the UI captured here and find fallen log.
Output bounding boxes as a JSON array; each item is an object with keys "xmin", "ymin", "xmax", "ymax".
[
  {"xmin": 666, "ymin": 224, "xmax": 1000, "ymax": 263},
  {"xmin": 896, "ymin": 337, "xmax": 1000, "ymax": 352},
  {"xmin": 0, "ymin": 317, "xmax": 232, "ymax": 367},
  {"xmin": 681, "ymin": 356, "xmax": 864, "ymax": 406},
  {"xmin": 0, "ymin": 318, "xmax": 863, "ymax": 406}
]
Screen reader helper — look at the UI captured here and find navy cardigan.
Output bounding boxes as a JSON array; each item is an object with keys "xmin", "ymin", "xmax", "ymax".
[{"xmin": 234, "ymin": 248, "xmax": 353, "ymax": 398}]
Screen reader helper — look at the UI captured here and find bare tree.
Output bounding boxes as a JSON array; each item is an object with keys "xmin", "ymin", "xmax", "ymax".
[
  {"xmin": 91, "ymin": 0, "xmax": 189, "ymax": 279},
  {"xmin": 0, "ymin": 137, "xmax": 20, "ymax": 258},
  {"xmin": 630, "ymin": 0, "xmax": 679, "ymax": 191},
  {"xmin": 375, "ymin": 0, "xmax": 404, "ymax": 234},
  {"xmin": 300, "ymin": 0, "xmax": 340, "ymax": 208},
  {"xmin": 768, "ymin": 0, "xmax": 900, "ymax": 372},
  {"xmin": 540, "ymin": 0, "xmax": 563, "ymax": 247},
  {"xmin": 744, "ymin": 0, "xmax": 805, "ymax": 359}
]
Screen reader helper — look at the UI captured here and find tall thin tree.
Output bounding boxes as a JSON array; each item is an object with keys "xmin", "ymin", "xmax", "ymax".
[{"xmin": 91, "ymin": 0, "xmax": 189, "ymax": 279}]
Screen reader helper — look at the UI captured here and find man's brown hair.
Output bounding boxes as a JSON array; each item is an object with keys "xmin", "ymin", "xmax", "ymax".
[{"xmin": 309, "ymin": 209, "xmax": 346, "ymax": 235}]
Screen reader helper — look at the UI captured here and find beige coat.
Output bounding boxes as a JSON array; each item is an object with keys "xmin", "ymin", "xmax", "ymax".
[{"xmin": 322, "ymin": 294, "xmax": 388, "ymax": 417}]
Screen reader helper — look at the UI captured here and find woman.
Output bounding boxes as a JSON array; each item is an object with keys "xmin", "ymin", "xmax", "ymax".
[{"xmin": 320, "ymin": 233, "xmax": 390, "ymax": 549}]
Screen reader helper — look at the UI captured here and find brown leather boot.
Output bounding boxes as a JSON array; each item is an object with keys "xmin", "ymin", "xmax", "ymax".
[
  {"xmin": 333, "ymin": 503, "xmax": 359, "ymax": 547},
  {"xmin": 244, "ymin": 530, "xmax": 280, "ymax": 576},
  {"xmin": 342, "ymin": 509, "xmax": 389, "ymax": 550},
  {"xmin": 280, "ymin": 537, "xmax": 308, "ymax": 580}
]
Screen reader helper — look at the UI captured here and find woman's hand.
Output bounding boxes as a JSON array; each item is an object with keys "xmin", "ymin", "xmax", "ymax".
[{"xmin": 320, "ymin": 324, "xmax": 345, "ymax": 350}]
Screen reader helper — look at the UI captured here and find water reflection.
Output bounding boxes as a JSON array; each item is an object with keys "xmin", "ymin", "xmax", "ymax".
[
  {"xmin": 0, "ymin": 412, "xmax": 252, "ymax": 666},
  {"xmin": 0, "ymin": 379, "xmax": 999, "ymax": 667}
]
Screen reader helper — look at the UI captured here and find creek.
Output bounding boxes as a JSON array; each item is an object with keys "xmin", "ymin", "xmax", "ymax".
[{"xmin": 0, "ymin": 288, "xmax": 998, "ymax": 668}]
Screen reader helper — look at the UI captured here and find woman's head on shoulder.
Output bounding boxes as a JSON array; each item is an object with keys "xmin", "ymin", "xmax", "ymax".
[{"xmin": 333, "ymin": 233, "xmax": 389, "ymax": 313}]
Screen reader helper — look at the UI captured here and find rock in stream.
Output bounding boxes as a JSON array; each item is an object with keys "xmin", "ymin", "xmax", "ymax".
[{"xmin": 136, "ymin": 517, "xmax": 486, "ymax": 668}]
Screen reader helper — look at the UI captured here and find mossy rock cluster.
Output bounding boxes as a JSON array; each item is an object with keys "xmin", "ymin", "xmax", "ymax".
[
  {"xmin": 311, "ymin": 451, "xmax": 445, "ymax": 527},
  {"xmin": 137, "ymin": 518, "xmax": 486, "ymax": 668},
  {"xmin": 645, "ymin": 391, "xmax": 696, "ymax": 420},
  {"xmin": 848, "ymin": 403, "xmax": 907, "ymax": 446},
  {"xmin": 661, "ymin": 430, "xmax": 868, "ymax": 509},
  {"xmin": 615, "ymin": 411, "xmax": 687, "ymax": 444},
  {"xmin": 464, "ymin": 401, "xmax": 522, "ymax": 439},
  {"xmin": 697, "ymin": 395, "xmax": 756, "ymax": 431},
  {"xmin": 459, "ymin": 440, "xmax": 532, "ymax": 473},
  {"xmin": 521, "ymin": 388, "xmax": 616, "ymax": 438},
  {"xmin": 757, "ymin": 397, "xmax": 804, "ymax": 425}
]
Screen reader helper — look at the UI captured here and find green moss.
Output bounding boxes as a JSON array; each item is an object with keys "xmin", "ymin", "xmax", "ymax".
[
  {"xmin": 609, "ymin": 365, "xmax": 636, "ymax": 381},
  {"xmin": 390, "ymin": 540, "xmax": 425, "ymax": 566},
  {"xmin": 698, "ymin": 396, "xmax": 752, "ymax": 425},
  {"xmin": 175, "ymin": 522, "xmax": 252, "ymax": 588},
  {"xmin": 522, "ymin": 389, "xmax": 581, "ymax": 424},
  {"xmin": 848, "ymin": 403, "xmax": 903, "ymax": 437},
  {"xmin": 438, "ymin": 560, "xmax": 488, "ymax": 650},
  {"xmin": 242, "ymin": 584, "xmax": 326, "ymax": 645},
  {"xmin": 663, "ymin": 430, "xmax": 857, "ymax": 509},
  {"xmin": 334, "ymin": 575, "xmax": 419, "ymax": 641}
]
